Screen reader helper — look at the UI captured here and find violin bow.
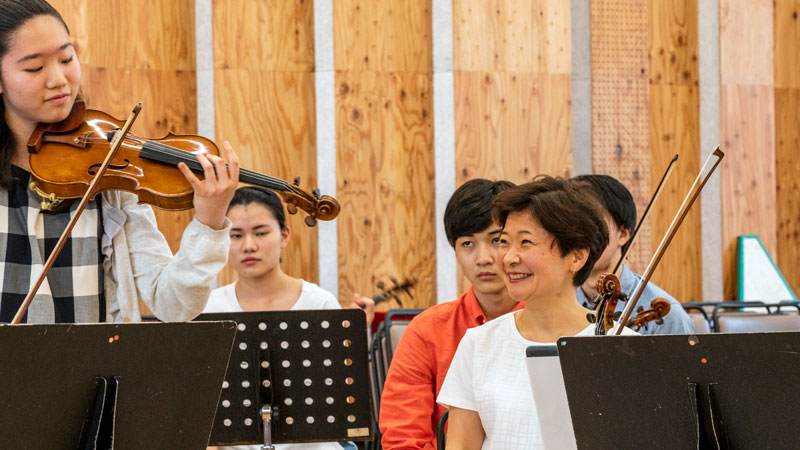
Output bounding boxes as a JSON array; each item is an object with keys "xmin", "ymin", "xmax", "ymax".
[
  {"xmin": 614, "ymin": 147, "xmax": 724, "ymax": 335},
  {"xmin": 589, "ymin": 154, "xmax": 678, "ymax": 331},
  {"xmin": 610, "ymin": 153, "xmax": 679, "ymax": 276},
  {"xmin": 12, "ymin": 103, "xmax": 142, "ymax": 324}
]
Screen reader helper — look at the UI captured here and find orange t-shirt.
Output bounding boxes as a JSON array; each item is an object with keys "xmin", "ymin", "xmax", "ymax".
[{"xmin": 378, "ymin": 287, "xmax": 522, "ymax": 450}]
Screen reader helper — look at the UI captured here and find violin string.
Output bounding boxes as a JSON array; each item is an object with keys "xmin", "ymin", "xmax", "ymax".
[{"xmin": 140, "ymin": 140, "xmax": 294, "ymax": 192}]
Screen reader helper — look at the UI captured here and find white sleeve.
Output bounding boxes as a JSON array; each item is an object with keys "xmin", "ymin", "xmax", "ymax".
[
  {"xmin": 121, "ymin": 195, "xmax": 230, "ymax": 321},
  {"xmin": 436, "ymin": 328, "xmax": 478, "ymax": 412}
]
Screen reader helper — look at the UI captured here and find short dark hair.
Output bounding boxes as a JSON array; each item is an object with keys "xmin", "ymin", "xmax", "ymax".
[
  {"xmin": 228, "ymin": 187, "xmax": 287, "ymax": 230},
  {"xmin": 492, "ymin": 175, "xmax": 608, "ymax": 286},
  {"xmin": 0, "ymin": 0, "xmax": 71, "ymax": 190},
  {"xmin": 444, "ymin": 178, "xmax": 515, "ymax": 247},
  {"xmin": 573, "ymin": 174, "xmax": 636, "ymax": 233}
]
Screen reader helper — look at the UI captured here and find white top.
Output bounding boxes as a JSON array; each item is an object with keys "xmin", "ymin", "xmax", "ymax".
[
  {"xmin": 204, "ymin": 279, "xmax": 345, "ymax": 450},
  {"xmin": 437, "ymin": 311, "xmax": 635, "ymax": 450},
  {"xmin": 205, "ymin": 280, "xmax": 341, "ymax": 313}
]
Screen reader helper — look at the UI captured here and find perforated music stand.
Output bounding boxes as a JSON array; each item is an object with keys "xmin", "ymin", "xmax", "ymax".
[
  {"xmin": 0, "ymin": 321, "xmax": 236, "ymax": 450},
  {"xmin": 556, "ymin": 333, "xmax": 800, "ymax": 449},
  {"xmin": 195, "ymin": 309, "xmax": 373, "ymax": 448}
]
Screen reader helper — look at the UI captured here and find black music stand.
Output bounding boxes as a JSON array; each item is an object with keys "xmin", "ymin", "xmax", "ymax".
[
  {"xmin": 0, "ymin": 321, "xmax": 236, "ymax": 450},
  {"xmin": 556, "ymin": 332, "xmax": 800, "ymax": 450},
  {"xmin": 195, "ymin": 309, "xmax": 373, "ymax": 448}
]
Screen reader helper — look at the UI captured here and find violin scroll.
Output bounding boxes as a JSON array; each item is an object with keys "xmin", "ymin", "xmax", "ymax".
[
  {"xmin": 591, "ymin": 273, "xmax": 629, "ymax": 335},
  {"xmin": 628, "ymin": 298, "xmax": 671, "ymax": 332}
]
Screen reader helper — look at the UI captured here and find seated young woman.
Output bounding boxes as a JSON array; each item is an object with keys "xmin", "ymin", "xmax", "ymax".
[
  {"xmin": 437, "ymin": 175, "xmax": 636, "ymax": 450},
  {"xmin": 204, "ymin": 186, "xmax": 371, "ymax": 450}
]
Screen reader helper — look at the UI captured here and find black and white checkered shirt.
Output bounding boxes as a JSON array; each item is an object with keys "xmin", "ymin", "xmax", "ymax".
[{"xmin": 0, "ymin": 166, "xmax": 105, "ymax": 323}]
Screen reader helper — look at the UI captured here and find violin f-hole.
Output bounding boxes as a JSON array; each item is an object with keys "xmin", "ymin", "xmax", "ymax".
[{"xmin": 89, "ymin": 160, "xmax": 131, "ymax": 175}]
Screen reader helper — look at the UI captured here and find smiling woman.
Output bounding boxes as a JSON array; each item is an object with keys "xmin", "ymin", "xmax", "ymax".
[{"xmin": 436, "ymin": 176, "xmax": 636, "ymax": 450}]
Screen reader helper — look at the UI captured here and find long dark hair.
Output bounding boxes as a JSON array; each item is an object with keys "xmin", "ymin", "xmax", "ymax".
[{"xmin": 0, "ymin": 0, "xmax": 70, "ymax": 189}]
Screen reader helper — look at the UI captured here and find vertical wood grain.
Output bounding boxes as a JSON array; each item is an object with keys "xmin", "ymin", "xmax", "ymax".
[
  {"xmin": 648, "ymin": 0, "xmax": 702, "ymax": 303},
  {"xmin": 334, "ymin": 0, "xmax": 436, "ymax": 309},
  {"xmin": 453, "ymin": 0, "xmax": 572, "ymax": 296},
  {"xmin": 590, "ymin": 0, "xmax": 650, "ymax": 274},
  {"xmin": 719, "ymin": 0, "xmax": 776, "ymax": 300},
  {"xmin": 774, "ymin": 0, "xmax": 800, "ymax": 296},
  {"xmin": 213, "ymin": 0, "xmax": 319, "ymax": 289}
]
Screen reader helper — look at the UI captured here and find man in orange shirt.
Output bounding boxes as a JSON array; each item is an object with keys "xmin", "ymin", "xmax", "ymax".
[{"xmin": 378, "ymin": 179, "xmax": 522, "ymax": 450}]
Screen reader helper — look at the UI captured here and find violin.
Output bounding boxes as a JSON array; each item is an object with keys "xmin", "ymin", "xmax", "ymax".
[
  {"xmin": 372, "ymin": 277, "xmax": 416, "ymax": 307},
  {"xmin": 26, "ymin": 100, "xmax": 339, "ymax": 226},
  {"xmin": 628, "ymin": 298, "xmax": 671, "ymax": 333}
]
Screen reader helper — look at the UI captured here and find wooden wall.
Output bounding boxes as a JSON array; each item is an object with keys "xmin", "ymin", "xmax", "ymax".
[
  {"xmin": 333, "ymin": 0, "xmax": 437, "ymax": 308},
  {"xmin": 647, "ymin": 0, "xmax": 702, "ymax": 303},
  {"xmin": 45, "ymin": 0, "xmax": 800, "ymax": 309},
  {"xmin": 774, "ymin": 0, "xmax": 800, "ymax": 298},
  {"xmin": 719, "ymin": 0, "xmax": 777, "ymax": 301},
  {"xmin": 213, "ymin": 0, "xmax": 319, "ymax": 287},
  {"xmin": 452, "ymin": 0, "xmax": 572, "ymax": 295}
]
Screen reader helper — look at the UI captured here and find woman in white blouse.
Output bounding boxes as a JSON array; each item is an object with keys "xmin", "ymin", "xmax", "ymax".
[{"xmin": 437, "ymin": 176, "xmax": 633, "ymax": 450}]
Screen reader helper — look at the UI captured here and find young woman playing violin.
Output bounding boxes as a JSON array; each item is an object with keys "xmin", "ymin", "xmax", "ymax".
[
  {"xmin": 0, "ymin": 0, "xmax": 239, "ymax": 323},
  {"xmin": 437, "ymin": 176, "xmax": 637, "ymax": 450}
]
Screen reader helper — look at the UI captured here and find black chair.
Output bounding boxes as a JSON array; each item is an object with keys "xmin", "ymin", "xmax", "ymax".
[
  {"xmin": 682, "ymin": 304, "xmax": 711, "ymax": 334},
  {"xmin": 437, "ymin": 409, "xmax": 449, "ymax": 450},
  {"xmin": 367, "ymin": 309, "xmax": 424, "ymax": 450},
  {"xmin": 711, "ymin": 301, "xmax": 800, "ymax": 332}
]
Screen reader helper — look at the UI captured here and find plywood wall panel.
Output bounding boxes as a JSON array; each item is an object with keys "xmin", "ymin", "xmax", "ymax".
[
  {"xmin": 213, "ymin": 0, "xmax": 314, "ymax": 71},
  {"xmin": 649, "ymin": 0, "xmax": 698, "ymax": 87},
  {"xmin": 719, "ymin": 0, "xmax": 776, "ymax": 301},
  {"xmin": 452, "ymin": 0, "xmax": 571, "ymax": 73},
  {"xmin": 648, "ymin": 85, "xmax": 701, "ymax": 303},
  {"xmin": 774, "ymin": 1, "xmax": 800, "ymax": 296},
  {"xmin": 719, "ymin": 0, "xmax": 774, "ymax": 86},
  {"xmin": 720, "ymin": 84, "xmax": 776, "ymax": 300},
  {"xmin": 213, "ymin": 70, "xmax": 319, "ymax": 287},
  {"xmin": 333, "ymin": 0, "xmax": 432, "ymax": 72},
  {"xmin": 335, "ymin": 72, "xmax": 436, "ymax": 309},
  {"xmin": 84, "ymin": 0, "xmax": 195, "ymax": 70},
  {"xmin": 454, "ymin": 72, "xmax": 572, "ymax": 184},
  {"xmin": 647, "ymin": 0, "xmax": 701, "ymax": 303},
  {"xmin": 775, "ymin": 89, "xmax": 800, "ymax": 296}
]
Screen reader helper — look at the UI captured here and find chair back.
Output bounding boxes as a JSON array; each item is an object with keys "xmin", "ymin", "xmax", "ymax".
[
  {"xmin": 716, "ymin": 313, "xmax": 800, "ymax": 333},
  {"xmin": 686, "ymin": 309, "xmax": 711, "ymax": 334},
  {"xmin": 367, "ymin": 308, "xmax": 423, "ymax": 450}
]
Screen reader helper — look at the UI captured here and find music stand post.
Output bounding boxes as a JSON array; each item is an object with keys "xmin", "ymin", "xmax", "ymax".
[
  {"xmin": 0, "ymin": 321, "xmax": 236, "ymax": 450},
  {"xmin": 195, "ymin": 309, "xmax": 373, "ymax": 448}
]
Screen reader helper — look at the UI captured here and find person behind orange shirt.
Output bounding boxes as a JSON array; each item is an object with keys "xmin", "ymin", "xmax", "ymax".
[{"xmin": 377, "ymin": 178, "xmax": 522, "ymax": 450}]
